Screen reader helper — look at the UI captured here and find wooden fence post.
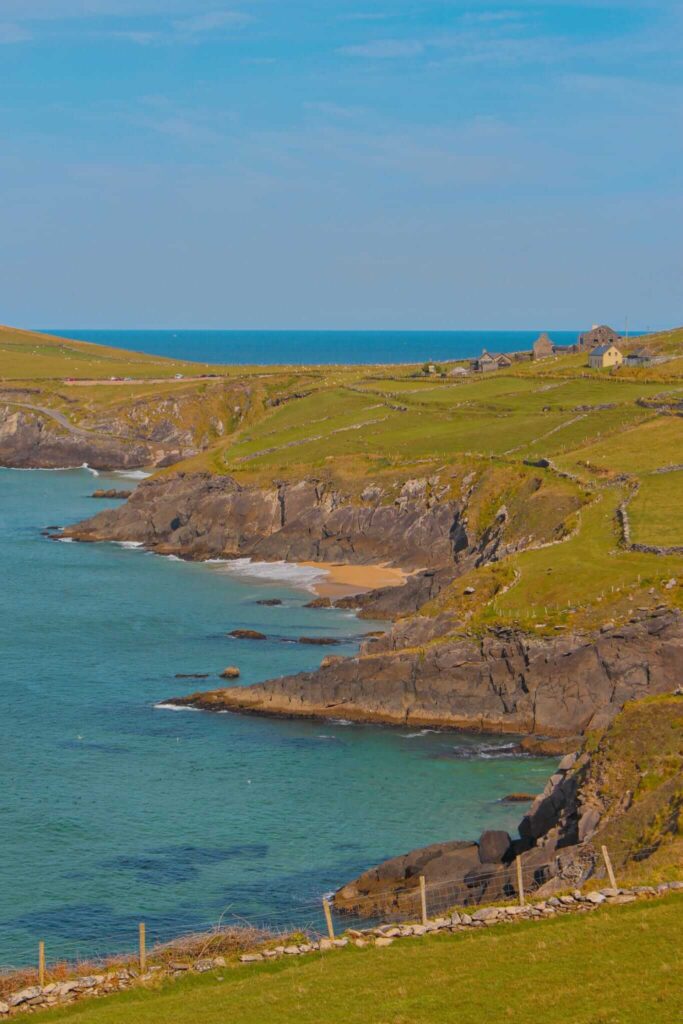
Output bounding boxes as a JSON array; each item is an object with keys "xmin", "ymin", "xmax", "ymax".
[
  {"xmin": 138, "ymin": 923, "xmax": 146, "ymax": 973},
  {"xmin": 601, "ymin": 845, "xmax": 617, "ymax": 889},
  {"xmin": 419, "ymin": 876, "xmax": 428, "ymax": 926},
  {"xmin": 515, "ymin": 855, "xmax": 525, "ymax": 907},
  {"xmin": 38, "ymin": 941, "xmax": 45, "ymax": 988},
  {"xmin": 322, "ymin": 898, "xmax": 335, "ymax": 941}
]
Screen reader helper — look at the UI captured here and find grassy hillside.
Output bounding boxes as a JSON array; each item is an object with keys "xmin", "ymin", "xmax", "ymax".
[
  {"xmin": 3, "ymin": 324, "xmax": 683, "ymax": 632},
  {"xmin": 40, "ymin": 897, "xmax": 682, "ymax": 1024},
  {"xmin": 586, "ymin": 695, "xmax": 683, "ymax": 883}
]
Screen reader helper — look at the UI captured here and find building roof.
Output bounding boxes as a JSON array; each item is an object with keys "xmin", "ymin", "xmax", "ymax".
[{"xmin": 590, "ymin": 344, "xmax": 619, "ymax": 357}]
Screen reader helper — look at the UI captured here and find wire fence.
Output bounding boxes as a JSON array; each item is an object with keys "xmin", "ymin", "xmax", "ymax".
[{"xmin": 0, "ymin": 856, "xmax": 554, "ymax": 992}]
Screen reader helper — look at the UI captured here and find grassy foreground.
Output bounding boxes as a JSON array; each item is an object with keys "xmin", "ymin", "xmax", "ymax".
[{"xmin": 42, "ymin": 898, "xmax": 682, "ymax": 1024}]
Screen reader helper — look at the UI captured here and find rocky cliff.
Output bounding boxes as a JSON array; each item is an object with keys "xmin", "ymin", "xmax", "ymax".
[
  {"xmin": 0, "ymin": 402, "xmax": 199, "ymax": 470},
  {"xmin": 0, "ymin": 404, "xmax": 160, "ymax": 470},
  {"xmin": 168, "ymin": 607, "xmax": 682, "ymax": 737},
  {"xmin": 334, "ymin": 694, "xmax": 683, "ymax": 915},
  {"xmin": 63, "ymin": 471, "xmax": 473, "ymax": 570}
]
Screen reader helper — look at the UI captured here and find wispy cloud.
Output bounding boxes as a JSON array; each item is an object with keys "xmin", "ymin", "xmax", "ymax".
[
  {"xmin": 338, "ymin": 12, "xmax": 396, "ymax": 22},
  {"xmin": 91, "ymin": 9, "xmax": 252, "ymax": 46},
  {"xmin": 460, "ymin": 10, "xmax": 525, "ymax": 25},
  {"xmin": 172, "ymin": 10, "xmax": 252, "ymax": 35},
  {"xmin": 339, "ymin": 38, "xmax": 424, "ymax": 59},
  {"xmin": 304, "ymin": 101, "xmax": 368, "ymax": 119},
  {"xmin": 136, "ymin": 96, "xmax": 238, "ymax": 144},
  {"xmin": 0, "ymin": 22, "xmax": 32, "ymax": 44}
]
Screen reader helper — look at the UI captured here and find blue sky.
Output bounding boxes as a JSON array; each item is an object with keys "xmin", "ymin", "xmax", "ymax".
[{"xmin": 0, "ymin": 1, "xmax": 681, "ymax": 329}]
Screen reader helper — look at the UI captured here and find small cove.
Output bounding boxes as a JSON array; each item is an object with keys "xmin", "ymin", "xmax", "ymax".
[{"xmin": 0, "ymin": 468, "xmax": 555, "ymax": 965}]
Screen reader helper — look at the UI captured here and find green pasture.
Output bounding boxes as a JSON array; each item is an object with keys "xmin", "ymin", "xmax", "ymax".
[{"xmin": 41, "ymin": 898, "xmax": 682, "ymax": 1024}]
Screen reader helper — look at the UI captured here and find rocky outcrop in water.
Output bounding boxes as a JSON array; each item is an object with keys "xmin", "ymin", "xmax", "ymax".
[{"xmin": 167, "ymin": 607, "xmax": 682, "ymax": 737}]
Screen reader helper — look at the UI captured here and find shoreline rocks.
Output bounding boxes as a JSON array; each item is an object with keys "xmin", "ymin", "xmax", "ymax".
[
  {"xmin": 61, "ymin": 472, "xmax": 473, "ymax": 574},
  {"xmin": 297, "ymin": 636, "xmax": 341, "ymax": 646},
  {"xmin": 91, "ymin": 489, "xmax": 132, "ymax": 500},
  {"xmin": 166, "ymin": 608, "xmax": 683, "ymax": 737}
]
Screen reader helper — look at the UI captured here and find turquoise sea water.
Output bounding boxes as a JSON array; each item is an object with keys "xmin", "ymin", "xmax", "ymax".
[
  {"xmin": 49, "ymin": 329, "xmax": 585, "ymax": 366},
  {"xmin": 0, "ymin": 469, "xmax": 555, "ymax": 966}
]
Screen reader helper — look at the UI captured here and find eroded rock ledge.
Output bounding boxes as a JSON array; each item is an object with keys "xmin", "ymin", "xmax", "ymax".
[
  {"xmin": 167, "ymin": 608, "xmax": 682, "ymax": 737},
  {"xmin": 63, "ymin": 471, "xmax": 474, "ymax": 570}
]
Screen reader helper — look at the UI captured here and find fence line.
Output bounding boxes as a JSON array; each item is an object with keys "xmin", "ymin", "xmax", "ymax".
[{"xmin": 0, "ymin": 857, "xmax": 558, "ymax": 981}]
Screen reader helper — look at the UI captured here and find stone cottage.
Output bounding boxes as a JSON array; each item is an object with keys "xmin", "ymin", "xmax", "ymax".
[
  {"xmin": 588, "ymin": 344, "xmax": 623, "ymax": 369},
  {"xmin": 532, "ymin": 333, "xmax": 554, "ymax": 360},
  {"xmin": 579, "ymin": 325, "xmax": 622, "ymax": 352}
]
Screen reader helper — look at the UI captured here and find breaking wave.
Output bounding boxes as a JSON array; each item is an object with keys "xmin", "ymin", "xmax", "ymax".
[{"xmin": 205, "ymin": 558, "xmax": 328, "ymax": 592}]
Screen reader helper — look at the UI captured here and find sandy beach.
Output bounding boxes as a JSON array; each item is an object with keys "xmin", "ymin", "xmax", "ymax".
[{"xmin": 301, "ymin": 561, "xmax": 408, "ymax": 600}]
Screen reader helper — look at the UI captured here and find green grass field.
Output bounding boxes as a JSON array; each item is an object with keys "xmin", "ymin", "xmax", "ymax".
[{"xmin": 41, "ymin": 898, "xmax": 682, "ymax": 1024}]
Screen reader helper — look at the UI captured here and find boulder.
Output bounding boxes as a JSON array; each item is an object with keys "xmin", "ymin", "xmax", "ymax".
[
  {"xmin": 478, "ymin": 830, "xmax": 513, "ymax": 864},
  {"xmin": 256, "ymin": 598, "xmax": 282, "ymax": 606},
  {"xmin": 220, "ymin": 666, "xmax": 240, "ymax": 679},
  {"xmin": 472, "ymin": 907, "xmax": 500, "ymax": 922},
  {"xmin": 578, "ymin": 806, "xmax": 601, "ymax": 841},
  {"xmin": 9, "ymin": 988, "xmax": 42, "ymax": 1007},
  {"xmin": 91, "ymin": 489, "xmax": 132, "ymax": 500},
  {"xmin": 228, "ymin": 629, "xmax": 266, "ymax": 641}
]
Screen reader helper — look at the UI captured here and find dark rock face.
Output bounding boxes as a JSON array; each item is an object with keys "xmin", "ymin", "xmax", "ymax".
[
  {"xmin": 92, "ymin": 489, "xmax": 132, "ymax": 500},
  {"xmin": 478, "ymin": 831, "xmax": 513, "ymax": 864},
  {"xmin": 336, "ymin": 567, "xmax": 458, "ymax": 621},
  {"xmin": 64, "ymin": 472, "xmax": 470, "ymax": 571},
  {"xmin": 172, "ymin": 608, "xmax": 683, "ymax": 737},
  {"xmin": 0, "ymin": 405, "xmax": 156, "ymax": 470},
  {"xmin": 334, "ymin": 841, "xmax": 482, "ymax": 915},
  {"xmin": 333, "ymin": 834, "xmax": 557, "ymax": 916}
]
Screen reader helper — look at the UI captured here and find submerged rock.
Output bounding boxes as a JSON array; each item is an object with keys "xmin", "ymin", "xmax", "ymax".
[
  {"xmin": 228, "ymin": 629, "xmax": 266, "ymax": 641},
  {"xmin": 91, "ymin": 489, "xmax": 132, "ymax": 500},
  {"xmin": 297, "ymin": 636, "xmax": 342, "ymax": 646}
]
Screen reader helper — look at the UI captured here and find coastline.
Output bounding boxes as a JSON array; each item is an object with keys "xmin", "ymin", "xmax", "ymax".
[{"xmin": 301, "ymin": 561, "xmax": 408, "ymax": 599}]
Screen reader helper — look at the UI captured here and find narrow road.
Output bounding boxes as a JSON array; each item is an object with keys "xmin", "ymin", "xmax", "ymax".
[{"xmin": 1, "ymin": 399, "xmax": 115, "ymax": 440}]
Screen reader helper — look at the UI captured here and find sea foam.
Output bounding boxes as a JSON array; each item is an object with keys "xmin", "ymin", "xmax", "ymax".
[
  {"xmin": 113, "ymin": 469, "xmax": 152, "ymax": 480},
  {"xmin": 206, "ymin": 557, "xmax": 328, "ymax": 591}
]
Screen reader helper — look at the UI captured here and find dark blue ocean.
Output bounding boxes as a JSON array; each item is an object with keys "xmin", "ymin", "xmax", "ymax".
[{"xmin": 50, "ymin": 329, "xmax": 583, "ymax": 366}]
